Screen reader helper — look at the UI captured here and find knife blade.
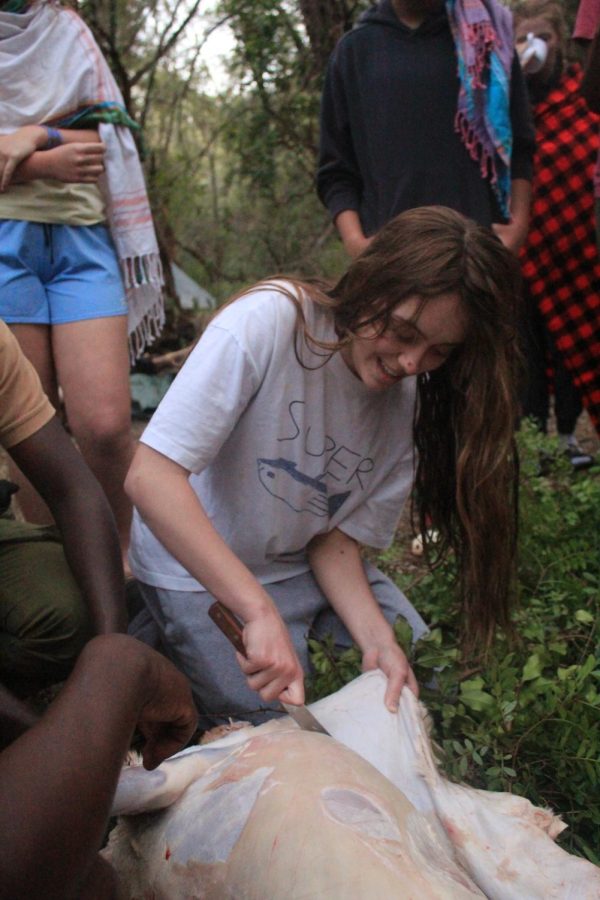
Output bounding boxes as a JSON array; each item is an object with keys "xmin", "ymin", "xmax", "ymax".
[{"xmin": 208, "ymin": 600, "xmax": 330, "ymax": 735}]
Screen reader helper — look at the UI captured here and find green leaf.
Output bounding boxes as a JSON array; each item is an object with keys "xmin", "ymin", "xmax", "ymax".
[
  {"xmin": 394, "ymin": 617, "xmax": 414, "ymax": 654},
  {"xmin": 558, "ymin": 665, "xmax": 578, "ymax": 681},
  {"xmin": 522, "ymin": 653, "xmax": 543, "ymax": 682},
  {"xmin": 577, "ymin": 654, "xmax": 598, "ymax": 683},
  {"xmin": 459, "ymin": 688, "xmax": 495, "ymax": 712},
  {"xmin": 461, "ymin": 676, "xmax": 485, "ymax": 692}
]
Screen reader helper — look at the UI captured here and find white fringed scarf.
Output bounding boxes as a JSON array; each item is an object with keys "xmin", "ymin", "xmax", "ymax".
[{"xmin": 0, "ymin": 1, "xmax": 165, "ymax": 357}]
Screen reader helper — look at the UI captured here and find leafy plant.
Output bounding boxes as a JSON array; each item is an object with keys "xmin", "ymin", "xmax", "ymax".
[{"xmin": 308, "ymin": 423, "xmax": 600, "ymax": 861}]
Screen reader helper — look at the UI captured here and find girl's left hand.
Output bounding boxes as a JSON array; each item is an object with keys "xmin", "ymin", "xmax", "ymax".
[
  {"xmin": 361, "ymin": 642, "xmax": 419, "ymax": 712},
  {"xmin": 0, "ymin": 125, "xmax": 45, "ymax": 192}
]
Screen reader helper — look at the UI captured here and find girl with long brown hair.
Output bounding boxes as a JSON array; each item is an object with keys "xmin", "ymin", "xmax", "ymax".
[{"xmin": 125, "ymin": 205, "xmax": 522, "ymax": 724}]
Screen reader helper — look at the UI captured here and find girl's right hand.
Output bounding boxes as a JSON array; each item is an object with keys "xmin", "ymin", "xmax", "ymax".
[
  {"xmin": 0, "ymin": 125, "xmax": 46, "ymax": 191},
  {"xmin": 236, "ymin": 609, "xmax": 305, "ymax": 706},
  {"xmin": 43, "ymin": 142, "xmax": 105, "ymax": 184}
]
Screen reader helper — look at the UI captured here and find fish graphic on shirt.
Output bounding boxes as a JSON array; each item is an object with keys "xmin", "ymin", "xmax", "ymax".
[{"xmin": 257, "ymin": 457, "xmax": 350, "ymax": 518}]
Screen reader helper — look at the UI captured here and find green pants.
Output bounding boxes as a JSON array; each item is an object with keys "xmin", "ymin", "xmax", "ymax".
[{"xmin": 0, "ymin": 517, "xmax": 92, "ymax": 696}]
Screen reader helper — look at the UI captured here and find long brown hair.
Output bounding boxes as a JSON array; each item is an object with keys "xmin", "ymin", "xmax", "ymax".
[
  {"xmin": 219, "ymin": 206, "xmax": 523, "ymax": 647},
  {"xmin": 328, "ymin": 207, "xmax": 522, "ymax": 648}
]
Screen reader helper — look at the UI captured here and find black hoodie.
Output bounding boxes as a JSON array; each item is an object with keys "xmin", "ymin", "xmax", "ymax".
[{"xmin": 316, "ymin": 0, "xmax": 535, "ymax": 234}]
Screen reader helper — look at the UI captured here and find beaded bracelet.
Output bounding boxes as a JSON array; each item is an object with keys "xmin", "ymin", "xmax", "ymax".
[{"xmin": 42, "ymin": 125, "xmax": 63, "ymax": 150}]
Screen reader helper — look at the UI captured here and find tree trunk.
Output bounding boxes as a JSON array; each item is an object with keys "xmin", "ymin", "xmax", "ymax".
[{"xmin": 298, "ymin": 0, "xmax": 356, "ymax": 75}]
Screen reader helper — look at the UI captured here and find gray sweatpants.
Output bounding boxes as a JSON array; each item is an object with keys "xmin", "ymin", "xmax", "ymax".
[{"xmin": 131, "ymin": 561, "xmax": 427, "ymax": 726}]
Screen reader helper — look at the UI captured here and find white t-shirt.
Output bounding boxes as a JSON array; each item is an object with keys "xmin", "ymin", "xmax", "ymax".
[{"xmin": 129, "ymin": 283, "xmax": 417, "ymax": 591}]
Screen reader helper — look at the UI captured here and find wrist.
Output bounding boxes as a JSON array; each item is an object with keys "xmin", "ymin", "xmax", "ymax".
[
  {"xmin": 79, "ymin": 634, "xmax": 150, "ymax": 704},
  {"xmin": 357, "ymin": 621, "xmax": 396, "ymax": 654},
  {"xmin": 0, "ymin": 690, "xmax": 39, "ymax": 749},
  {"xmin": 22, "ymin": 124, "xmax": 54, "ymax": 152},
  {"xmin": 241, "ymin": 593, "xmax": 279, "ymax": 623},
  {"xmin": 88, "ymin": 592, "xmax": 128, "ymax": 635},
  {"xmin": 218, "ymin": 577, "xmax": 278, "ymax": 624},
  {"xmin": 40, "ymin": 125, "xmax": 63, "ymax": 151}
]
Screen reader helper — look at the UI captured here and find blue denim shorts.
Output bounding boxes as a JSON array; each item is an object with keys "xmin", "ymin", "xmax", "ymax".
[{"xmin": 0, "ymin": 219, "xmax": 126, "ymax": 325}]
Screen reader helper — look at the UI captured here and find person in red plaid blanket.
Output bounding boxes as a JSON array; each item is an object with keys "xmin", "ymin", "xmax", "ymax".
[
  {"xmin": 574, "ymin": 0, "xmax": 600, "ymax": 246},
  {"xmin": 515, "ymin": 0, "xmax": 600, "ymax": 466}
]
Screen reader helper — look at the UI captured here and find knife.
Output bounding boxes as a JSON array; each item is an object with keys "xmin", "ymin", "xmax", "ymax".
[{"xmin": 208, "ymin": 600, "xmax": 330, "ymax": 735}]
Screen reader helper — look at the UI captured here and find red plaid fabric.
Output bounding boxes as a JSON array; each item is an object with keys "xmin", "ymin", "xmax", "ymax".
[{"xmin": 520, "ymin": 65, "xmax": 600, "ymax": 435}]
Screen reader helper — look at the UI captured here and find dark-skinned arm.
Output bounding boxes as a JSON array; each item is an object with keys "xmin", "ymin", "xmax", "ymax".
[
  {"xmin": 9, "ymin": 416, "xmax": 127, "ymax": 634},
  {"xmin": 0, "ymin": 684, "xmax": 38, "ymax": 751},
  {"xmin": 0, "ymin": 634, "xmax": 197, "ymax": 900}
]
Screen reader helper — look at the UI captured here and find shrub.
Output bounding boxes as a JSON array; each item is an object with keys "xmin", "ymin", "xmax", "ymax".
[{"xmin": 308, "ymin": 423, "xmax": 600, "ymax": 862}]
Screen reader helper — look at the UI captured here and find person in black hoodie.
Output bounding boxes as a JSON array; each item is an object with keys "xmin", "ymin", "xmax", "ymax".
[{"xmin": 317, "ymin": 0, "xmax": 535, "ymax": 258}]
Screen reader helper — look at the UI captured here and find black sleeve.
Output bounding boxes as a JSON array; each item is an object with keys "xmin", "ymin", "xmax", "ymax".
[
  {"xmin": 316, "ymin": 46, "xmax": 363, "ymax": 221},
  {"xmin": 509, "ymin": 50, "xmax": 536, "ymax": 182}
]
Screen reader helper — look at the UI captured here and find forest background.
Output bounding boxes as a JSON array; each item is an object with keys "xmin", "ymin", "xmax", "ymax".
[
  {"xmin": 82, "ymin": 0, "xmax": 367, "ymax": 315},
  {"xmin": 78, "ymin": 0, "xmax": 599, "ymax": 863}
]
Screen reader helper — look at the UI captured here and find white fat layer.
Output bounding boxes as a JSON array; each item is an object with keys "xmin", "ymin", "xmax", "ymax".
[
  {"xmin": 321, "ymin": 788, "xmax": 403, "ymax": 842},
  {"xmin": 165, "ymin": 766, "xmax": 273, "ymax": 865}
]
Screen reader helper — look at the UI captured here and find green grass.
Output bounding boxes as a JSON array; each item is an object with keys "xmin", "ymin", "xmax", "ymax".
[{"xmin": 308, "ymin": 423, "xmax": 600, "ymax": 862}]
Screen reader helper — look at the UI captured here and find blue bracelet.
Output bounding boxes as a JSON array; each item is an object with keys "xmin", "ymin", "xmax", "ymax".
[{"xmin": 42, "ymin": 125, "xmax": 63, "ymax": 150}]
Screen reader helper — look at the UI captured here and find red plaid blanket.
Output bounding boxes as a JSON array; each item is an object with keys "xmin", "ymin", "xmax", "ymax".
[{"xmin": 520, "ymin": 65, "xmax": 600, "ymax": 435}]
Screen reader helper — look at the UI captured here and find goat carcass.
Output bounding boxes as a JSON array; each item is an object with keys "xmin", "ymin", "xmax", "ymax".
[{"xmin": 104, "ymin": 671, "xmax": 600, "ymax": 899}]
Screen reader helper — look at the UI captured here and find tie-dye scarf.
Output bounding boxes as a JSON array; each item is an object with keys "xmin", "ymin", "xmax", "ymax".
[
  {"xmin": 0, "ymin": 0, "xmax": 28, "ymax": 11},
  {"xmin": 446, "ymin": 0, "xmax": 514, "ymax": 218},
  {"xmin": 57, "ymin": 101, "xmax": 139, "ymax": 131}
]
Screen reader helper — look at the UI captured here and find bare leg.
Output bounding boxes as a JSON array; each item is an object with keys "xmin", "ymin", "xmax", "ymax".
[
  {"xmin": 52, "ymin": 317, "xmax": 134, "ymax": 571},
  {"xmin": 8, "ymin": 324, "xmax": 59, "ymax": 523}
]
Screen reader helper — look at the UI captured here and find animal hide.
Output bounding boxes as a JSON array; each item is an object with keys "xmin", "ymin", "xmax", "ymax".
[{"xmin": 104, "ymin": 671, "xmax": 600, "ymax": 899}]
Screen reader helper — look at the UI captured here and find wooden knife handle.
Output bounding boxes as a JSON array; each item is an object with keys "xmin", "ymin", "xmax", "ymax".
[{"xmin": 208, "ymin": 601, "xmax": 247, "ymax": 658}]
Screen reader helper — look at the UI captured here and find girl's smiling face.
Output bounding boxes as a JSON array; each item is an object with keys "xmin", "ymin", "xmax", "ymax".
[{"xmin": 340, "ymin": 292, "xmax": 467, "ymax": 390}]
